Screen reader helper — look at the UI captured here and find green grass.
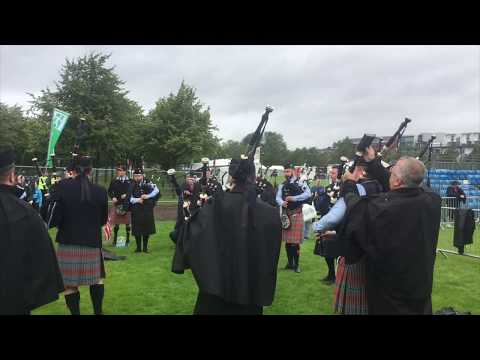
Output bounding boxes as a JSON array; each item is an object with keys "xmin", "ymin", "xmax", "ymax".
[{"xmin": 33, "ymin": 222, "xmax": 480, "ymax": 315}]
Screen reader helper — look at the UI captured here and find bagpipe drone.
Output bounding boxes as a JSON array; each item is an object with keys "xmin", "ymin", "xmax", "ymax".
[{"xmin": 347, "ymin": 117, "xmax": 412, "ymax": 174}]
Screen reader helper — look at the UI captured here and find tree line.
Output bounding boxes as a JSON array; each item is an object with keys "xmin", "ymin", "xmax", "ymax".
[{"xmin": 1, "ymin": 52, "xmax": 478, "ymax": 170}]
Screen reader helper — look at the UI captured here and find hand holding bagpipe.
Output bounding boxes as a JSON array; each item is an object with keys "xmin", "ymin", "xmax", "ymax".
[{"xmin": 347, "ymin": 118, "xmax": 412, "ymax": 173}]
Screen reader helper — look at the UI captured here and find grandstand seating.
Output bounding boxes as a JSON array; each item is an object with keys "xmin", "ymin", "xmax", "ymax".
[{"xmin": 427, "ymin": 169, "xmax": 480, "ymax": 209}]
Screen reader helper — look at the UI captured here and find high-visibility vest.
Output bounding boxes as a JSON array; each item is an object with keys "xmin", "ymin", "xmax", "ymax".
[{"xmin": 38, "ymin": 176, "xmax": 48, "ymax": 191}]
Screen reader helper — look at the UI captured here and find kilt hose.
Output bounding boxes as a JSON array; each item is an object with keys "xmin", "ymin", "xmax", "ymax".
[
  {"xmin": 282, "ymin": 207, "xmax": 304, "ymax": 244},
  {"xmin": 333, "ymin": 256, "xmax": 368, "ymax": 315}
]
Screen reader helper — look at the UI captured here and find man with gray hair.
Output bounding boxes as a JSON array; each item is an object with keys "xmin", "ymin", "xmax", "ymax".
[{"xmin": 339, "ymin": 147, "xmax": 441, "ymax": 315}]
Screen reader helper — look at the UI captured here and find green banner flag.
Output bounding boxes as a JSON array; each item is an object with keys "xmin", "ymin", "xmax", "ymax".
[{"xmin": 46, "ymin": 108, "xmax": 70, "ymax": 167}]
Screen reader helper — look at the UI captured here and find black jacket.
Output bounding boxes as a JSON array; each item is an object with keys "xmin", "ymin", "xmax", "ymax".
[
  {"xmin": 0, "ymin": 185, "xmax": 64, "ymax": 314},
  {"xmin": 172, "ymin": 187, "xmax": 282, "ymax": 307},
  {"xmin": 342, "ymin": 183, "xmax": 441, "ymax": 315},
  {"xmin": 108, "ymin": 177, "xmax": 132, "ymax": 206},
  {"xmin": 446, "ymin": 186, "xmax": 467, "ymax": 204},
  {"xmin": 453, "ymin": 208, "xmax": 476, "ymax": 247},
  {"xmin": 49, "ymin": 177, "xmax": 108, "ymax": 248}
]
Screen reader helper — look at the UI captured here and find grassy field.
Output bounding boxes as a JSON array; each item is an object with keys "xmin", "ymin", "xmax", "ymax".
[{"xmin": 33, "ymin": 221, "xmax": 480, "ymax": 315}]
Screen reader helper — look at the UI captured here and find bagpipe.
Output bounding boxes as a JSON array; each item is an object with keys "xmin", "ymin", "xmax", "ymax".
[
  {"xmin": 299, "ymin": 163, "xmax": 314, "ymax": 183},
  {"xmin": 32, "ymin": 156, "xmax": 50, "ymax": 196},
  {"xmin": 167, "ymin": 168, "xmax": 181, "ymax": 195},
  {"xmin": 416, "ymin": 135, "xmax": 436, "ymax": 187},
  {"xmin": 378, "ymin": 117, "xmax": 412, "ymax": 157},
  {"xmin": 416, "ymin": 135, "xmax": 436, "ymax": 160},
  {"xmin": 255, "ymin": 164, "xmax": 274, "ymax": 197},
  {"xmin": 280, "ymin": 178, "xmax": 305, "ymax": 229},
  {"xmin": 271, "ymin": 169, "xmax": 279, "ymax": 187},
  {"xmin": 197, "ymin": 157, "xmax": 221, "ymax": 207},
  {"xmin": 348, "ymin": 118, "xmax": 412, "ymax": 173},
  {"xmin": 167, "ymin": 168, "xmax": 193, "ymax": 221},
  {"xmin": 48, "ymin": 154, "xmax": 62, "ymax": 188},
  {"xmin": 246, "ymin": 106, "xmax": 273, "ymax": 160}
]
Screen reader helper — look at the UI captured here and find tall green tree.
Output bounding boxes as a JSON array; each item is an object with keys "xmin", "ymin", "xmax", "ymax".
[
  {"xmin": 260, "ymin": 132, "xmax": 289, "ymax": 166},
  {"xmin": 28, "ymin": 52, "xmax": 144, "ymax": 167},
  {"xmin": 143, "ymin": 81, "xmax": 220, "ymax": 169},
  {"xmin": 328, "ymin": 137, "xmax": 356, "ymax": 164},
  {"xmin": 218, "ymin": 140, "xmax": 246, "ymax": 159},
  {"xmin": 0, "ymin": 103, "xmax": 30, "ymax": 164},
  {"xmin": 240, "ymin": 131, "xmax": 289, "ymax": 166}
]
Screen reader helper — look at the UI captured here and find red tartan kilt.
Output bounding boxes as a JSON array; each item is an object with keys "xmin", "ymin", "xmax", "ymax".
[
  {"xmin": 109, "ymin": 207, "xmax": 131, "ymax": 225},
  {"xmin": 282, "ymin": 207, "xmax": 303, "ymax": 244},
  {"xmin": 333, "ymin": 256, "xmax": 368, "ymax": 315}
]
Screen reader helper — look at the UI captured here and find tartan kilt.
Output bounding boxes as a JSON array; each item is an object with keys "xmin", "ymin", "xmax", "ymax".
[
  {"xmin": 333, "ymin": 256, "xmax": 368, "ymax": 315},
  {"xmin": 56, "ymin": 244, "xmax": 106, "ymax": 287},
  {"xmin": 109, "ymin": 206, "xmax": 131, "ymax": 225},
  {"xmin": 282, "ymin": 207, "xmax": 304, "ymax": 244}
]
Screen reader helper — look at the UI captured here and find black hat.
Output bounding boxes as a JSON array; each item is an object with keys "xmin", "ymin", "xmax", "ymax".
[
  {"xmin": 77, "ymin": 156, "xmax": 93, "ymax": 171},
  {"xmin": 186, "ymin": 170, "xmax": 196, "ymax": 178},
  {"xmin": 283, "ymin": 162, "xmax": 294, "ymax": 170},
  {"xmin": 0, "ymin": 145, "xmax": 15, "ymax": 174},
  {"xmin": 133, "ymin": 167, "xmax": 144, "ymax": 175},
  {"xmin": 66, "ymin": 163, "xmax": 76, "ymax": 172},
  {"xmin": 116, "ymin": 164, "xmax": 127, "ymax": 171},
  {"xmin": 132, "ymin": 158, "xmax": 144, "ymax": 175},
  {"xmin": 229, "ymin": 158, "xmax": 255, "ymax": 183},
  {"xmin": 354, "ymin": 156, "xmax": 369, "ymax": 167}
]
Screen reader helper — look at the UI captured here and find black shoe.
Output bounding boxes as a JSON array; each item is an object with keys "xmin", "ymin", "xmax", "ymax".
[
  {"xmin": 143, "ymin": 249, "xmax": 149, "ymax": 253},
  {"xmin": 134, "ymin": 248, "xmax": 141, "ymax": 253},
  {"xmin": 284, "ymin": 264, "xmax": 293, "ymax": 270},
  {"xmin": 294, "ymin": 267, "xmax": 301, "ymax": 273}
]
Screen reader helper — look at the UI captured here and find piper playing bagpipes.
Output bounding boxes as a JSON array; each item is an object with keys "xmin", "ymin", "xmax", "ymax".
[
  {"xmin": 128, "ymin": 161, "xmax": 160, "ymax": 253},
  {"xmin": 172, "ymin": 105, "xmax": 281, "ymax": 315},
  {"xmin": 167, "ymin": 168, "xmax": 202, "ymax": 243},
  {"xmin": 315, "ymin": 164, "xmax": 343, "ymax": 283},
  {"xmin": 107, "ymin": 164, "xmax": 132, "ymax": 247},
  {"xmin": 276, "ymin": 162, "xmax": 312, "ymax": 273},
  {"xmin": 197, "ymin": 157, "xmax": 222, "ymax": 208},
  {"xmin": 47, "ymin": 154, "xmax": 109, "ymax": 316}
]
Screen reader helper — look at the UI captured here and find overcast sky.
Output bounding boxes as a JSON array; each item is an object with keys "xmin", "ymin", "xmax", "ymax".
[{"xmin": 1, "ymin": 45, "xmax": 479, "ymax": 149}]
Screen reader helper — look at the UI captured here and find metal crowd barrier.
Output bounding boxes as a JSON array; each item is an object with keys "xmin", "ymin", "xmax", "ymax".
[{"xmin": 440, "ymin": 196, "xmax": 480, "ymax": 227}]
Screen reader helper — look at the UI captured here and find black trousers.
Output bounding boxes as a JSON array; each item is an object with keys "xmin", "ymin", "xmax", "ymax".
[{"xmin": 194, "ymin": 292, "xmax": 263, "ymax": 315}]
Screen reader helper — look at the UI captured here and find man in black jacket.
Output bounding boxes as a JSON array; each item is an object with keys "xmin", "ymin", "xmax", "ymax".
[
  {"xmin": 340, "ymin": 149, "xmax": 441, "ymax": 314},
  {"xmin": 169, "ymin": 171, "xmax": 201, "ymax": 243},
  {"xmin": 48, "ymin": 156, "xmax": 109, "ymax": 315},
  {"xmin": 446, "ymin": 181, "xmax": 467, "ymax": 221},
  {"xmin": 172, "ymin": 157, "xmax": 281, "ymax": 314},
  {"xmin": 0, "ymin": 146, "xmax": 64, "ymax": 315}
]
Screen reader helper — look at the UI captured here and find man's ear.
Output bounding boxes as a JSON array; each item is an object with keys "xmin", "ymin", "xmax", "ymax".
[{"xmin": 10, "ymin": 171, "xmax": 16, "ymax": 185}]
